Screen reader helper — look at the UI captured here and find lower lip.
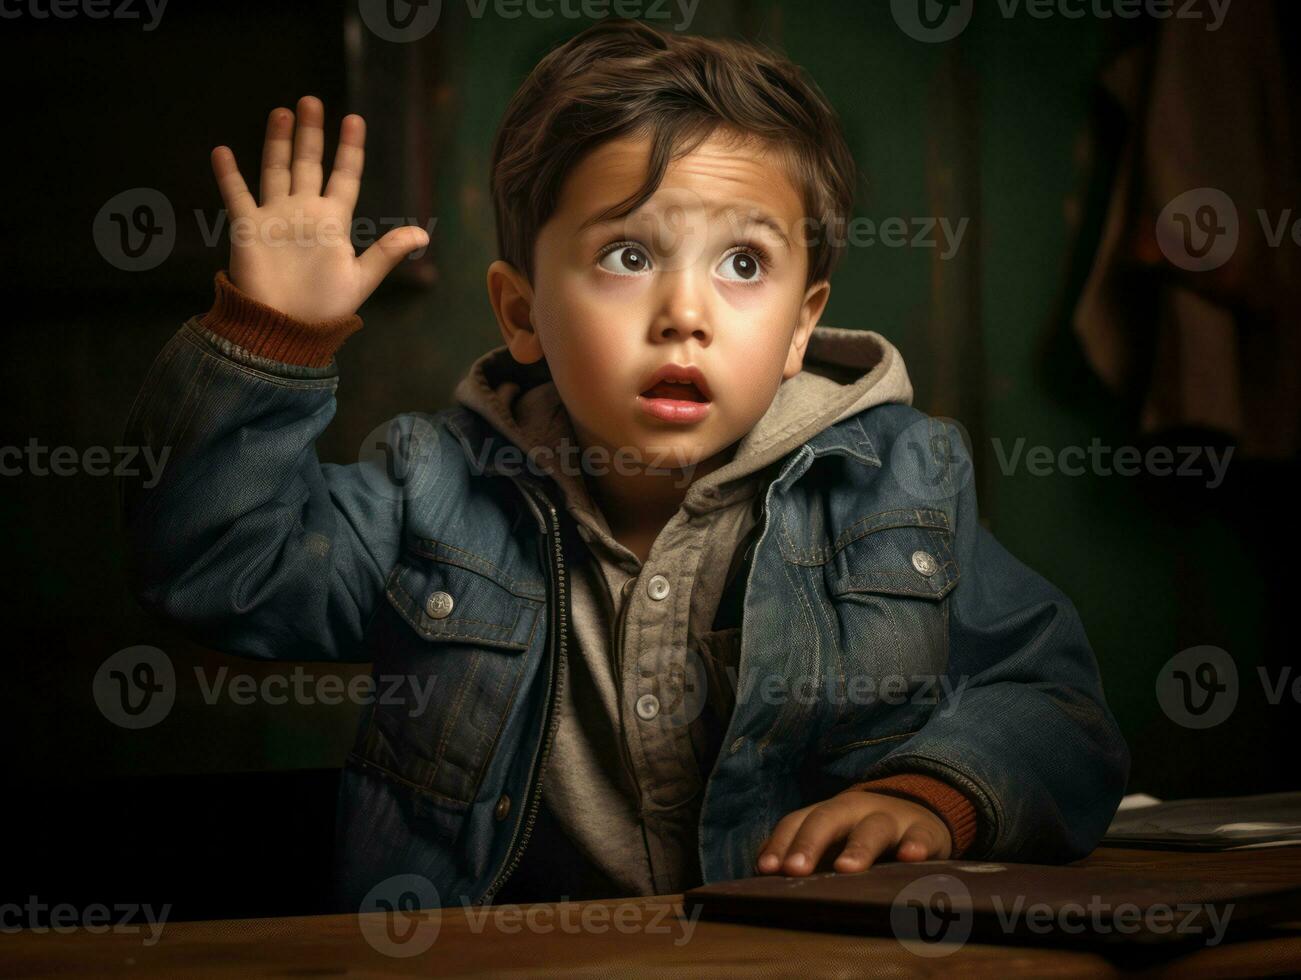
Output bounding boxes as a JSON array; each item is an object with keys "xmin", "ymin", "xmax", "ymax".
[{"xmin": 637, "ymin": 394, "xmax": 713, "ymax": 424}]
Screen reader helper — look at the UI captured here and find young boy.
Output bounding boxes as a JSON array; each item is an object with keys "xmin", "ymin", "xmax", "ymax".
[{"xmin": 120, "ymin": 19, "xmax": 1128, "ymax": 911}]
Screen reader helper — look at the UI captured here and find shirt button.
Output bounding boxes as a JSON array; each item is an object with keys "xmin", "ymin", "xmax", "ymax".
[
  {"xmin": 730, "ymin": 737, "xmax": 746, "ymax": 754},
  {"xmin": 621, "ymin": 578, "xmax": 637, "ymax": 601},
  {"xmin": 646, "ymin": 574, "xmax": 670, "ymax": 601},
  {"xmin": 494, "ymin": 794, "xmax": 511, "ymax": 821},
  {"xmin": 425, "ymin": 591, "xmax": 455, "ymax": 619},
  {"xmin": 911, "ymin": 550, "xmax": 939, "ymax": 577},
  {"xmin": 635, "ymin": 693, "xmax": 661, "ymax": 720}
]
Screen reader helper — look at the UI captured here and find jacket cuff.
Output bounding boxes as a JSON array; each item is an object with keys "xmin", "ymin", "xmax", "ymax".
[
  {"xmin": 199, "ymin": 270, "xmax": 362, "ymax": 368},
  {"xmin": 848, "ymin": 773, "xmax": 979, "ymax": 858}
]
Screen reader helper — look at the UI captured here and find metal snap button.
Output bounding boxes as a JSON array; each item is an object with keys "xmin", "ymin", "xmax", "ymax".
[
  {"xmin": 494, "ymin": 794, "xmax": 511, "ymax": 821},
  {"xmin": 911, "ymin": 550, "xmax": 939, "ymax": 577},
  {"xmin": 425, "ymin": 590, "xmax": 455, "ymax": 619},
  {"xmin": 647, "ymin": 574, "xmax": 670, "ymax": 601},
  {"xmin": 635, "ymin": 693, "xmax": 661, "ymax": 720}
]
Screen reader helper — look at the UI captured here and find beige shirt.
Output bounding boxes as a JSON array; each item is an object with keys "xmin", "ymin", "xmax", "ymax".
[{"xmin": 454, "ymin": 327, "xmax": 914, "ymax": 896}]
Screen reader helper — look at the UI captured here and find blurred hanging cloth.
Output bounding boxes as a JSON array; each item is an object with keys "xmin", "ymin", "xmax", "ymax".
[{"xmin": 1073, "ymin": 0, "xmax": 1300, "ymax": 459}]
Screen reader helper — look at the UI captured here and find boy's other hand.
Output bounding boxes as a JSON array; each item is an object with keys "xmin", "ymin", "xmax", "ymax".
[
  {"xmin": 755, "ymin": 790, "xmax": 952, "ymax": 876},
  {"xmin": 209, "ymin": 95, "xmax": 430, "ymax": 322}
]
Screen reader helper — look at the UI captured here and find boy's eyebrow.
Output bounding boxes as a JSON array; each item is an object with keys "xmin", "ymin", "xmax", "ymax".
[
  {"xmin": 714, "ymin": 208, "xmax": 792, "ymax": 248},
  {"xmin": 578, "ymin": 204, "xmax": 793, "ymax": 248}
]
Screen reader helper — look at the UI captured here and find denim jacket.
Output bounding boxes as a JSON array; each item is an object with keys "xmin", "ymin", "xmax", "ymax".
[{"xmin": 119, "ymin": 318, "xmax": 1130, "ymax": 911}]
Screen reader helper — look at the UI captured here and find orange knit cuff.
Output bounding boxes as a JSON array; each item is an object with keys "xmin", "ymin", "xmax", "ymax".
[
  {"xmin": 849, "ymin": 773, "xmax": 979, "ymax": 858},
  {"xmin": 198, "ymin": 270, "xmax": 363, "ymax": 368}
]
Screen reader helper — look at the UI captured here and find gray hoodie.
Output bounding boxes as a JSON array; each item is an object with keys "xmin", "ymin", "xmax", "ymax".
[{"xmin": 453, "ymin": 326, "xmax": 914, "ymax": 899}]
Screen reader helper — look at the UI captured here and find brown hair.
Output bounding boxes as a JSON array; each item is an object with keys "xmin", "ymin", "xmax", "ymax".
[{"xmin": 490, "ymin": 18, "xmax": 858, "ymax": 288}]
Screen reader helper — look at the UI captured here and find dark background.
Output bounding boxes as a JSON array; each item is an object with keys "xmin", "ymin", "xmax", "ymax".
[{"xmin": 2, "ymin": 0, "xmax": 1297, "ymax": 922}]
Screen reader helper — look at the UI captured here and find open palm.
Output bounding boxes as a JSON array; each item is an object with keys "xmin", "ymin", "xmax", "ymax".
[{"xmin": 210, "ymin": 95, "xmax": 428, "ymax": 322}]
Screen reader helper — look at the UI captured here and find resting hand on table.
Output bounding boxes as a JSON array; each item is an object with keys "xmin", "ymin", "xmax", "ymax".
[{"xmin": 755, "ymin": 790, "xmax": 952, "ymax": 876}]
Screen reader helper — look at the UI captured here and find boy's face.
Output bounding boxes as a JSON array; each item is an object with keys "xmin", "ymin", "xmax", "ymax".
[{"xmin": 489, "ymin": 128, "xmax": 830, "ymax": 474}]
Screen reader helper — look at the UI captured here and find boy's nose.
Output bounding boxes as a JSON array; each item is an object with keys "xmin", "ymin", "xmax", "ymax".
[{"xmin": 649, "ymin": 271, "xmax": 712, "ymax": 346}]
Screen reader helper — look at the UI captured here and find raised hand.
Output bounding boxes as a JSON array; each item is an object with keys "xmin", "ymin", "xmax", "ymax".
[{"xmin": 209, "ymin": 95, "xmax": 429, "ymax": 322}]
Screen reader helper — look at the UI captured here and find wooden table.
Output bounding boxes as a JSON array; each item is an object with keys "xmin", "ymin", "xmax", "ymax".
[{"xmin": 4, "ymin": 848, "xmax": 1300, "ymax": 978}]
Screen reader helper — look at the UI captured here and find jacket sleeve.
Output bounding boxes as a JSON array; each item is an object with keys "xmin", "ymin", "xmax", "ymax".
[
  {"xmin": 117, "ymin": 272, "xmax": 432, "ymax": 663},
  {"xmin": 855, "ymin": 418, "xmax": 1131, "ymax": 862},
  {"xmin": 847, "ymin": 773, "xmax": 979, "ymax": 858}
]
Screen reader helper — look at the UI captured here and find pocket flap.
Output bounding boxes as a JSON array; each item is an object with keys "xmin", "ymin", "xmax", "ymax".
[
  {"xmin": 385, "ymin": 537, "xmax": 545, "ymax": 651},
  {"xmin": 830, "ymin": 508, "xmax": 959, "ymax": 601}
]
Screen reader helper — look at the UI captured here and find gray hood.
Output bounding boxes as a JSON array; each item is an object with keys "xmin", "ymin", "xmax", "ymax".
[{"xmin": 452, "ymin": 326, "xmax": 914, "ymax": 528}]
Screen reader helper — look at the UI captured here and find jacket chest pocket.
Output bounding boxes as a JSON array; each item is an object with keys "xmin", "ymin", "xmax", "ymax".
[
  {"xmin": 355, "ymin": 538, "xmax": 546, "ymax": 809},
  {"xmin": 815, "ymin": 508, "xmax": 960, "ymax": 750}
]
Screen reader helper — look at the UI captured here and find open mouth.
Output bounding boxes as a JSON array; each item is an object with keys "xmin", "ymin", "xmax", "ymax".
[
  {"xmin": 640, "ymin": 380, "xmax": 709, "ymax": 403},
  {"xmin": 637, "ymin": 364, "xmax": 714, "ymax": 424}
]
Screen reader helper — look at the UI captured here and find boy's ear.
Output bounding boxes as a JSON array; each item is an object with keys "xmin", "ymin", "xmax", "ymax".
[
  {"xmin": 486, "ymin": 260, "xmax": 545, "ymax": 364},
  {"xmin": 783, "ymin": 279, "xmax": 831, "ymax": 379}
]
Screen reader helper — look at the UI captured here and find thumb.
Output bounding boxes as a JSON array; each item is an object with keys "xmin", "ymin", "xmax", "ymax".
[{"xmin": 357, "ymin": 224, "xmax": 430, "ymax": 296}]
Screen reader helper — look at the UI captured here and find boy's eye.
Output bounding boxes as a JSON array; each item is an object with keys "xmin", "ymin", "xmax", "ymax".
[
  {"xmin": 716, "ymin": 249, "xmax": 765, "ymax": 283},
  {"xmin": 597, "ymin": 244, "xmax": 652, "ymax": 276}
]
